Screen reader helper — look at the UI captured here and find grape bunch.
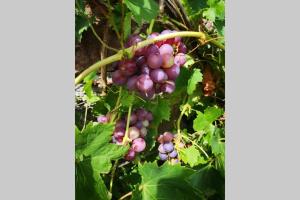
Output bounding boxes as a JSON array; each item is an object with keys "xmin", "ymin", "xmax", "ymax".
[
  {"xmin": 157, "ymin": 132, "xmax": 183, "ymax": 164},
  {"xmin": 97, "ymin": 108, "xmax": 153, "ymax": 161},
  {"xmin": 112, "ymin": 30, "xmax": 187, "ymax": 99}
]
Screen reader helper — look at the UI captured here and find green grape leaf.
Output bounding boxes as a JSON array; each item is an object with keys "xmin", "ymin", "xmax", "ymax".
[
  {"xmin": 75, "ymin": 14, "xmax": 90, "ymax": 42},
  {"xmin": 146, "ymin": 98, "xmax": 171, "ymax": 127},
  {"xmin": 209, "ymin": 128, "xmax": 225, "ymax": 156},
  {"xmin": 138, "ymin": 162, "xmax": 199, "ymax": 199},
  {"xmin": 203, "ymin": 7, "xmax": 216, "ymax": 22},
  {"xmin": 187, "ymin": 68, "xmax": 203, "ymax": 95},
  {"xmin": 120, "ymin": 90, "xmax": 135, "ymax": 108},
  {"xmin": 193, "ymin": 107, "xmax": 224, "ymax": 132},
  {"xmin": 180, "ymin": 0, "xmax": 207, "ymax": 19},
  {"xmin": 187, "ymin": 165, "xmax": 225, "ymax": 199},
  {"xmin": 180, "ymin": 145, "xmax": 207, "ymax": 167},
  {"xmin": 124, "ymin": 12, "xmax": 132, "ymax": 40},
  {"xmin": 124, "ymin": 0, "xmax": 159, "ymax": 25}
]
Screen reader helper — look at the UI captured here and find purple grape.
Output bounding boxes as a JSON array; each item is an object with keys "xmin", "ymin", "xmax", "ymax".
[
  {"xmin": 135, "ymin": 121, "xmax": 143, "ymax": 129},
  {"xmin": 113, "ymin": 127, "xmax": 125, "ymax": 139},
  {"xmin": 174, "ymin": 53, "xmax": 186, "ymax": 66},
  {"xmin": 158, "ymin": 144, "xmax": 166, "ymax": 153},
  {"xmin": 178, "ymin": 42, "xmax": 187, "ymax": 54},
  {"xmin": 159, "ymin": 44, "xmax": 174, "ymax": 55},
  {"xmin": 140, "ymin": 64, "xmax": 150, "ymax": 75},
  {"xmin": 136, "ymin": 108, "xmax": 148, "ymax": 120},
  {"xmin": 97, "ymin": 115, "xmax": 108, "ymax": 123},
  {"xmin": 125, "ymin": 34, "xmax": 145, "ymax": 56},
  {"xmin": 140, "ymin": 127, "xmax": 147, "ymax": 138},
  {"xmin": 145, "ymin": 44, "xmax": 160, "ymax": 57},
  {"xmin": 136, "ymin": 74, "xmax": 154, "ymax": 92},
  {"xmin": 112, "ymin": 70, "xmax": 128, "ymax": 85},
  {"xmin": 169, "ymin": 150, "xmax": 178, "ymax": 158},
  {"xmin": 135, "ymin": 56, "xmax": 146, "ymax": 67},
  {"xmin": 141, "ymin": 88, "xmax": 155, "ymax": 100},
  {"xmin": 126, "ymin": 75, "xmax": 138, "ymax": 91},
  {"xmin": 147, "ymin": 53, "xmax": 163, "ymax": 69},
  {"xmin": 161, "ymin": 53, "xmax": 174, "ymax": 69},
  {"xmin": 128, "ymin": 126, "xmax": 140, "ymax": 140},
  {"xmin": 163, "ymin": 132, "xmax": 174, "ymax": 142},
  {"xmin": 160, "ymin": 81, "xmax": 175, "ymax": 94},
  {"xmin": 164, "ymin": 64, "xmax": 180, "ymax": 80},
  {"xmin": 132, "ymin": 138, "xmax": 146, "ymax": 152},
  {"xmin": 150, "ymin": 69, "xmax": 168, "ymax": 83},
  {"xmin": 142, "ymin": 120, "xmax": 149, "ymax": 127},
  {"xmin": 115, "ymin": 120, "xmax": 126, "ymax": 129},
  {"xmin": 118, "ymin": 60, "xmax": 137, "ymax": 76},
  {"xmin": 163, "ymin": 142, "xmax": 174, "ymax": 153},
  {"xmin": 159, "ymin": 152, "xmax": 168, "ymax": 161},
  {"xmin": 147, "ymin": 32, "xmax": 164, "ymax": 47},
  {"xmin": 146, "ymin": 112, "xmax": 153, "ymax": 121},
  {"xmin": 125, "ymin": 112, "xmax": 138, "ymax": 125},
  {"xmin": 125, "ymin": 148, "xmax": 136, "ymax": 161}
]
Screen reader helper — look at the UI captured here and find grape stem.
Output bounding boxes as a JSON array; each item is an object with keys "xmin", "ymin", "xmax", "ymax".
[
  {"xmin": 75, "ymin": 31, "xmax": 208, "ymax": 85},
  {"xmin": 109, "ymin": 160, "xmax": 119, "ymax": 193},
  {"xmin": 122, "ymin": 103, "xmax": 133, "ymax": 145}
]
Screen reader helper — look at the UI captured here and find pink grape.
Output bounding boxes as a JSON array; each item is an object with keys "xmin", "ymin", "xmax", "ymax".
[
  {"xmin": 118, "ymin": 60, "xmax": 137, "ymax": 76},
  {"xmin": 174, "ymin": 53, "xmax": 186, "ymax": 66},
  {"xmin": 147, "ymin": 32, "xmax": 163, "ymax": 47},
  {"xmin": 125, "ymin": 148, "xmax": 136, "ymax": 161},
  {"xmin": 161, "ymin": 54, "xmax": 174, "ymax": 68},
  {"xmin": 161, "ymin": 29, "xmax": 174, "ymax": 44},
  {"xmin": 132, "ymin": 138, "xmax": 146, "ymax": 152},
  {"xmin": 158, "ymin": 144, "xmax": 166, "ymax": 153},
  {"xmin": 159, "ymin": 152, "xmax": 168, "ymax": 160},
  {"xmin": 112, "ymin": 70, "xmax": 127, "ymax": 85},
  {"xmin": 136, "ymin": 108, "xmax": 148, "ymax": 120},
  {"xmin": 113, "ymin": 127, "xmax": 125, "ymax": 139},
  {"xmin": 128, "ymin": 127, "xmax": 140, "ymax": 140},
  {"xmin": 126, "ymin": 75, "xmax": 139, "ymax": 91},
  {"xmin": 97, "ymin": 115, "xmax": 108, "ymax": 123},
  {"xmin": 139, "ymin": 88, "xmax": 155, "ymax": 100},
  {"xmin": 136, "ymin": 74, "xmax": 154, "ymax": 92},
  {"xmin": 150, "ymin": 69, "xmax": 168, "ymax": 83},
  {"xmin": 160, "ymin": 81, "xmax": 175, "ymax": 94},
  {"xmin": 159, "ymin": 44, "xmax": 174, "ymax": 55},
  {"xmin": 147, "ymin": 53, "xmax": 163, "ymax": 69},
  {"xmin": 164, "ymin": 64, "xmax": 180, "ymax": 80}
]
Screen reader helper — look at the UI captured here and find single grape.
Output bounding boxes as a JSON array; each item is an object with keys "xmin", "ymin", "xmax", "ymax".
[
  {"xmin": 115, "ymin": 120, "xmax": 126, "ymax": 129},
  {"xmin": 161, "ymin": 54, "xmax": 174, "ymax": 68},
  {"xmin": 140, "ymin": 64, "xmax": 150, "ymax": 75},
  {"xmin": 163, "ymin": 132, "xmax": 174, "ymax": 142},
  {"xmin": 150, "ymin": 69, "xmax": 168, "ymax": 83},
  {"xmin": 136, "ymin": 108, "xmax": 148, "ymax": 121},
  {"xmin": 135, "ymin": 56, "xmax": 146, "ymax": 67},
  {"xmin": 159, "ymin": 152, "xmax": 168, "ymax": 161},
  {"xmin": 164, "ymin": 64, "xmax": 180, "ymax": 80},
  {"xmin": 145, "ymin": 44, "xmax": 160, "ymax": 57},
  {"xmin": 118, "ymin": 60, "xmax": 137, "ymax": 76},
  {"xmin": 139, "ymin": 87, "xmax": 155, "ymax": 100},
  {"xmin": 163, "ymin": 142, "xmax": 174, "ymax": 153},
  {"xmin": 112, "ymin": 70, "xmax": 128, "ymax": 85},
  {"xmin": 136, "ymin": 74, "xmax": 154, "ymax": 92},
  {"xmin": 132, "ymin": 138, "xmax": 146, "ymax": 152},
  {"xmin": 147, "ymin": 53, "xmax": 163, "ymax": 69},
  {"xmin": 128, "ymin": 126, "xmax": 140, "ymax": 140},
  {"xmin": 125, "ymin": 148, "xmax": 136, "ymax": 161},
  {"xmin": 169, "ymin": 150, "xmax": 178, "ymax": 158},
  {"xmin": 126, "ymin": 75, "xmax": 139, "ymax": 91},
  {"xmin": 146, "ymin": 112, "xmax": 153, "ymax": 121},
  {"xmin": 159, "ymin": 44, "xmax": 174, "ymax": 55},
  {"xmin": 140, "ymin": 127, "xmax": 147, "ymax": 138},
  {"xmin": 135, "ymin": 121, "xmax": 143, "ymax": 129},
  {"xmin": 125, "ymin": 112, "xmax": 138, "ymax": 125},
  {"xmin": 174, "ymin": 53, "xmax": 186, "ymax": 66},
  {"xmin": 142, "ymin": 120, "xmax": 149, "ymax": 127},
  {"xmin": 158, "ymin": 144, "xmax": 166, "ymax": 153},
  {"xmin": 160, "ymin": 81, "xmax": 175, "ymax": 94},
  {"xmin": 178, "ymin": 42, "xmax": 187, "ymax": 54},
  {"xmin": 97, "ymin": 115, "xmax": 108, "ymax": 124},
  {"xmin": 157, "ymin": 135, "xmax": 164, "ymax": 144}
]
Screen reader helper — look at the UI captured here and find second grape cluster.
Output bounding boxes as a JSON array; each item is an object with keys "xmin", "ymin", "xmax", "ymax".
[
  {"xmin": 112, "ymin": 30, "xmax": 187, "ymax": 99},
  {"xmin": 157, "ymin": 132, "xmax": 182, "ymax": 164}
]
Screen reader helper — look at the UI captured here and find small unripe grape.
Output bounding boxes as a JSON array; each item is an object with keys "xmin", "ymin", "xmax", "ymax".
[
  {"xmin": 142, "ymin": 120, "xmax": 149, "ymax": 127},
  {"xmin": 132, "ymin": 138, "xmax": 146, "ymax": 152},
  {"xmin": 163, "ymin": 142, "xmax": 174, "ymax": 153},
  {"xmin": 128, "ymin": 127, "xmax": 140, "ymax": 140},
  {"xmin": 159, "ymin": 152, "xmax": 168, "ymax": 160},
  {"xmin": 125, "ymin": 148, "xmax": 136, "ymax": 161},
  {"xmin": 169, "ymin": 150, "xmax": 178, "ymax": 158},
  {"xmin": 140, "ymin": 127, "xmax": 147, "ymax": 138},
  {"xmin": 97, "ymin": 115, "xmax": 108, "ymax": 124}
]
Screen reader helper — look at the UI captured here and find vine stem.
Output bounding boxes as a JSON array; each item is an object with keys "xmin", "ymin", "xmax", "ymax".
[
  {"xmin": 122, "ymin": 103, "xmax": 133, "ymax": 145},
  {"xmin": 118, "ymin": 191, "xmax": 132, "ymax": 200},
  {"xmin": 109, "ymin": 160, "xmax": 119, "ymax": 193},
  {"xmin": 75, "ymin": 31, "xmax": 206, "ymax": 85}
]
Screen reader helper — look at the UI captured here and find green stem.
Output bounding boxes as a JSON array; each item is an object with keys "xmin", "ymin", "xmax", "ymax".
[
  {"xmin": 122, "ymin": 104, "xmax": 133, "ymax": 145},
  {"xmin": 109, "ymin": 160, "xmax": 119, "ymax": 193},
  {"xmin": 109, "ymin": 87, "xmax": 123, "ymax": 123},
  {"xmin": 75, "ymin": 31, "xmax": 206, "ymax": 85}
]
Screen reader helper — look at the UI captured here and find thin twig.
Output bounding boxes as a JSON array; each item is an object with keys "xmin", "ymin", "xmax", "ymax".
[{"xmin": 119, "ymin": 191, "xmax": 133, "ymax": 200}]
